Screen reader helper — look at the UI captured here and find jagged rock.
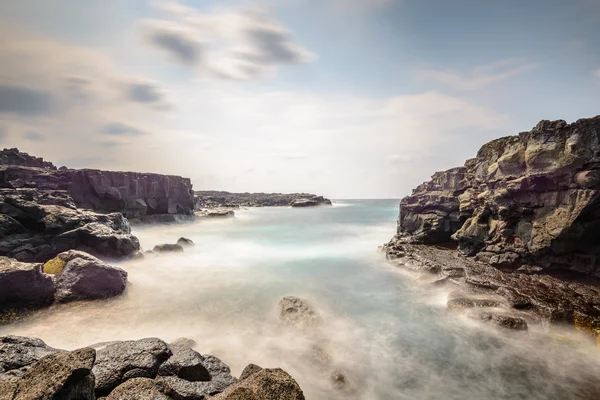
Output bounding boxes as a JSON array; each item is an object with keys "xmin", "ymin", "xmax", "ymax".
[
  {"xmin": 0, "ymin": 348, "xmax": 96, "ymax": 400},
  {"xmin": 200, "ymin": 355, "xmax": 237, "ymax": 387},
  {"xmin": 0, "ymin": 215, "xmax": 24, "ymax": 236},
  {"xmin": 239, "ymin": 364, "xmax": 262, "ymax": 381},
  {"xmin": 0, "ymin": 148, "xmax": 56, "ymax": 170},
  {"xmin": 0, "ymin": 195, "xmax": 140, "ymax": 262},
  {"xmin": 446, "ymin": 297, "xmax": 502, "ymax": 310},
  {"xmin": 194, "ymin": 191, "xmax": 331, "ymax": 209},
  {"xmin": 279, "ymin": 296, "xmax": 320, "ymax": 328},
  {"xmin": 47, "ymin": 250, "xmax": 127, "ymax": 303},
  {"xmin": 211, "ymin": 368, "xmax": 305, "ymax": 400},
  {"xmin": 384, "ymin": 115, "xmax": 600, "ymax": 336},
  {"xmin": 0, "ymin": 258, "xmax": 55, "ymax": 313},
  {"xmin": 169, "ymin": 338, "xmax": 197, "ymax": 352},
  {"xmin": 0, "ymin": 336, "xmax": 62, "ymax": 380},
  {"xmin": 158, "ymin": 347, "xmax": 210, "ymax": 382},
  {"xmin": 177, "ymin": 238, "xmax": 195, "ymax": 248},
  {"xmin": 153, "ymin": 244, "xmax": 184, "ymax": 253},
  {"xmin": 106, "ymin": 378, "xmax": 172, "ymax": 400},
  {"xmin": 92, "ymin": 338, "xmax": 172, "ymax": 397},
  {"xmin": 467, "ymin": 311, "xmax": 529, "ymax": 331}
]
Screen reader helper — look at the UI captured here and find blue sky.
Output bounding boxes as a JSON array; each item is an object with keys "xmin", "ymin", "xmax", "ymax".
[{"xmin": 0, "ymin": 0, "xmax": 599, "ymax": 197}]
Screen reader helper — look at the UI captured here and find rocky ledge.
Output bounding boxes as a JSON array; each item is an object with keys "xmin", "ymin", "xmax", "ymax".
[
  {"xmin": 1, "ymin": 148, "xmax": 195, "ymax": 220},
  {"xmin": 194, "ymin": 191, "xmax": 332, "ymax": 209},
  {"xmin": 384, "ymin": 115, "xmax": 600, "ymax": 341},
  {"xmin": 0, "ymin": 335, "xmax": 305, "ymax": 400}
]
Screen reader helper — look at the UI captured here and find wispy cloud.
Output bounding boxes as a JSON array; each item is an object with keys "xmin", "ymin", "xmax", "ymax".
[
  {"xmin": 594, "ymin": 68, "xmax": 600, "ymax": 79},
  {"xmin": 419, "ymin": 58, "xmax": 539, "ymax": 91},
  {"xmin": 101, "ymin": 123, "xmax": 147, "ymax": 136},
  {"xmin": 24, "ymin": 131, "xmax": 45, "ymax": 142},
  {"xmin": 142, "ymin": 2, "xmax": 315, "ymax": 80}
]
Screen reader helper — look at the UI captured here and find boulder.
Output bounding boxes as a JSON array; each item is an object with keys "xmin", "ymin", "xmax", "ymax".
[
  {"xmin": 50, "ymin": 250, "xmax": 128, "ymax": 303},
  {"xmin": 0, "ymin": 336, "xmax": 62, "ymax": 380},
  {"xmin": 177, "ymin": 238, "xmax": 195, "ymax": 248},
  {"xmin": 0, "ymin": 215, "xmax": 24, "ymax": 236},
  {"xmin": 239, "ymin": 364, "xmax": 263, "ymax": 381},
  {"xmin": 158, "ymin": 348, "xmax": 210, "ymax": 382},
  {"xmin": 106, "ymin": 378, "xmax": 173, "ymax": 400},
  {"xmin": 92, "ymin": 338, "xmax": 172, "ymax": 396},
  {"xmin": 211, "ymin": 368, "xmax": 305, "ymax": 400},
  {"xmin": 0, "ymin": 348, "xmax": 96, "ymax": 400},
  {"xmin": 0, "ymin": 258, "xmax": 55, "ymax": 313},
  {"xmin": 279, "ymin": 296, "xmax": 320, "ymax": 328},
  {"xmin": 153, "ymin": 244, "xmax": 184, "ymax": 253}
]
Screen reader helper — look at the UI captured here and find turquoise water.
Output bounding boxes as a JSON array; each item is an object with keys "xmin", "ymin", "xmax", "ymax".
[{"xmin": 3, "ymin": 200, "xmax": 600, "ymax": 399}]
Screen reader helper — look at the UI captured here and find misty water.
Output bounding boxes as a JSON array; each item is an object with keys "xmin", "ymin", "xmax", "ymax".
[{"xmin": 2, "ymin": 200, "xmax": 600, "ymax": 399}]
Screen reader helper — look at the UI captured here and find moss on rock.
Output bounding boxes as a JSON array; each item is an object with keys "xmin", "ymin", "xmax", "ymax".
[{"xmin": 43, "ymin": 257, "xmax": 66, "ymax": 275}]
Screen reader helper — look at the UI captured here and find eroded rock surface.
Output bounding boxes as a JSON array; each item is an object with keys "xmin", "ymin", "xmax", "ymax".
[
  {"xmin": 384, "ymin": 116, "xmax": 600, "ymax": 338},
  {"xmin": 0, "ymin": 259, "xmax": 55, "ymax": 314},
  {"xmin": 211, "ymin": 368, "xmax": 305, "ymax": 400},
  {"xmin": 194, "ymin": 191, "xmax": 331, "ymax": 209}
]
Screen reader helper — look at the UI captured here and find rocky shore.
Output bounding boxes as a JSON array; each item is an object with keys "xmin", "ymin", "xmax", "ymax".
[
  {"xmin": 0, "ymin": 335, "xmax": 305, "ymax": 400},
  {"xmin": 194, "ymin": 191, "xmax": 332, "ymax": 209},
  {"xmin": 384, "ymin": 115, "xmax": 600, "ymax": 341}
]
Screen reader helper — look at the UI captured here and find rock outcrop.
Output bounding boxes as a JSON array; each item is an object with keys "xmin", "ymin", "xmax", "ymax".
[
  {"xmin": 385, "ymin": 115, "xmax": 600, "ymax": 339},
  {"xmin": 0, "ymin": 336, "xmax": 303, "ymax": 400},
  {"xmin": 0, "ymin": 193, "xmax": 140, "ymax": 262},
  {"xmin": 0, "ymin": 258, "xmax": 55, "ymax": 314},
  {"xmin": 194, "ymin": 191, "xmax": 331, "ymax": 209},
  {"xmin": 0, "ymin": 148, "xmax": 195, "ymax": 220}
]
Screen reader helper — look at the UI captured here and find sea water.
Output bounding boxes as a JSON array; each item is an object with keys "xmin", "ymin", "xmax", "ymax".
[{"xmin": 2, "ymin": 200, "xmax": 600, "ymax": 399}]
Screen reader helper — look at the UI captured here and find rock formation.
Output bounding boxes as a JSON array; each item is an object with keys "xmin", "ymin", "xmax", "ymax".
[
  {"xmin": 194, "ymin": 191, "xmax": 331, "ymax": 209},
  {"xmin": 0, "ymin": 335, "xmax": 305, "ymax": 400},
  {"xmin": 0, "ymin": 148, "xmax": 195, "ymax": 220},
  {"xmin": 384, "ymin": 115, "xmax": 600, "ymax": 339},
  {"xmin": 1, "ymin": 251, "xmax": 128, "ymax": 320}
]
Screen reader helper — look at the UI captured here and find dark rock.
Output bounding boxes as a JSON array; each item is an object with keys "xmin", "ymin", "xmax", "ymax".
[
  {"xmin": 0, "ymin": 194, "xmax": 141, "ymax": 262},
  {"xmin": 0, "ymin": 258, "xmax": 55, "ymax": 313},
  {"xmin": 0, "ymin": 336, "xmax": 62, "ymax": 378},
  {"xmin": 279, "ymin": 296, "xmax": 320, "ymax": 327},
  {"xmin": 106, "ymin": 378, "xmax": 172, "ymax": 400},
  {"xmin": 211, "ymin": 368, "xmax": 305, "ymax": 400},
  {"xmin": 200, "ymin": 355, "xmax": 237, "ymax": 387},
  {"xmin": 239, "ymin": 364, "xmax": 262, "ymax": 381},
  {"xmin": 0, "ymin": 347, "xmax": 96, "ymax": 400},
  {"xmin": 156, "ymin": 377, "xmax": 226, "ymax": 400},
  {"xmin": 48, "ymin": 250, "xmax": 128, "ymax": 303},
  {"xmin": 194, "ymin": 191, "xmax": 331, "ymax": 209},
  {"xmin": 196, "ymin": 209, "xmax": 235, "ymax": 219},
  {"xmin": 446, "ymin": 297, "xmax": 503, "ymax": 310},
  {"xmin": 158, "ymin": 348, "xmax": 210, "ymax": 382},
  {"xmin": 153, "ymin": 244, "xmax": 184, "ymax": 253},
  {"xmin": 291, "ymin": 198, "xmax": 323, "ymax": 207},
  {"xmin": 0, "ymin": 148, "xmax": 56, "ymax": 170},
  {"xmin": 92, "ymin": 338, "xmax": 171, "ymax": 397},
  {"xmin": 177, "ymin": 238, "xmax": 195, "ymax": 248},
  {"xmin": 169, "ymin": 338, "xmax": 197, "ymax": 352},
  {"xmin": 0, "ymin": 215, "xmax": 24, "ymax": 236},
  {"xmin": 468, "ymin": 311, "xmax": 529, "ymax": 331}
]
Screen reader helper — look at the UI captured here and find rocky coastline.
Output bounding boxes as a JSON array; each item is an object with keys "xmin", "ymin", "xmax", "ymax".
[
  {"xmin": 0, "ymin": 335, "xmax": 305, "ymax": 400},
  {"xmin": 383, "ymin": 115, "xmax": 600, "ymax": 342},
  {"xmin": 194, "ymin": 191, "xmax": 332, "ymax": 209}
]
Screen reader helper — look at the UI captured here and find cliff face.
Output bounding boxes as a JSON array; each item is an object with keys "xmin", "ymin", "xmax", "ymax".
[
  {"xmin": 194, "ymin": 191, "xmax": 332, "ymax": 208},
  {"xmin": 0, "ymin": 149, "xmax": 194, "ymax": 218},
  {"xmin": 396, "ymin": 115, "xmax": 600, "ymax": 277}
]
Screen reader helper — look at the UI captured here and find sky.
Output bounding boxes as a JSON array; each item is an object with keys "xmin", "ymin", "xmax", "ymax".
[{"xmin": 0, "ymin": 0, "xmax": 599, "ymax": 198}]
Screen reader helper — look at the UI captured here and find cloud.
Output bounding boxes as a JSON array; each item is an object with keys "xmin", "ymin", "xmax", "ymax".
[
  {"xmin": 120, "ymin": 79, "xmax": 172, "ymax": 110},
  {"xmin": 101, "ymin": 123, "xmax": 147, "ymax": 136},
  {"xmin": 0, "ymin": 85, "xmax": 55, "ymax": 116},
  {"xmin": 594, "ymin": 68, "xmax": 600, "ymax": 79},
  {"xmin": 142, "ymin": 2, "xmax": 315, "ymax": 80},
  {"xmin": 24, "ymin": 131, "xmax": 45, "ymax": 142},
  {"xmin": 0, "ymin": 126, "xmax": 6, "ymax": 143},
  {"xmin": 419, "ymin": 58, "xmax": 538, "ymax": 91},
  {"xmin": 144, "ymin": 23, "xmax": 203, "ymax": 65}
]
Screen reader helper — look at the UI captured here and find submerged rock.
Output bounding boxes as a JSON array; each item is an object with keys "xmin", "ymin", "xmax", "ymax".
[
  {"xmin": 177, "ymin": 237, "xmax": 195, "ymax": 248},
  {"xmin": 153, "ymin": 244, "xmax": 184, "ymax": 253},
  {"xmin": 211, "ymin": 368, "xmax": 305, "ymax": 400},
  {"xmin": 279, "ymin": 296, "xmax": 320, "ymax": 328},
  {"xmin": 290, "ymin": 198, "xmax": 320, "ymax": 207},
  {"xmin": 50, "ymin": 250, "xmax": 128, "ymax": 303},
  {"xmin": 467, "ymin": 311, "xmax": 529, "ymax": 331},
  {"xmin": 0, "ymin": 347, "xmax": 96, "ymax": 400},
  {"xmin": 92, "ymin": 338, "xmax": 172, "ymax": 397}
]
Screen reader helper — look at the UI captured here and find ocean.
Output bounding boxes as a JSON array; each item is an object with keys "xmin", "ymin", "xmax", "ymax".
[{"xmin": 2, "ymin": 200, "xmax": 600, "ymax": 399}]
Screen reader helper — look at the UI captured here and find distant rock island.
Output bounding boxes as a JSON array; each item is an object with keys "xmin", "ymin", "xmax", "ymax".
[
  {"xmin": 194, "ymin": 190, "xmax": 332, "ymax": 209},
  {"xmin": 384, "ymin": 115, "xmax": 600, "ymax": 341}
]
